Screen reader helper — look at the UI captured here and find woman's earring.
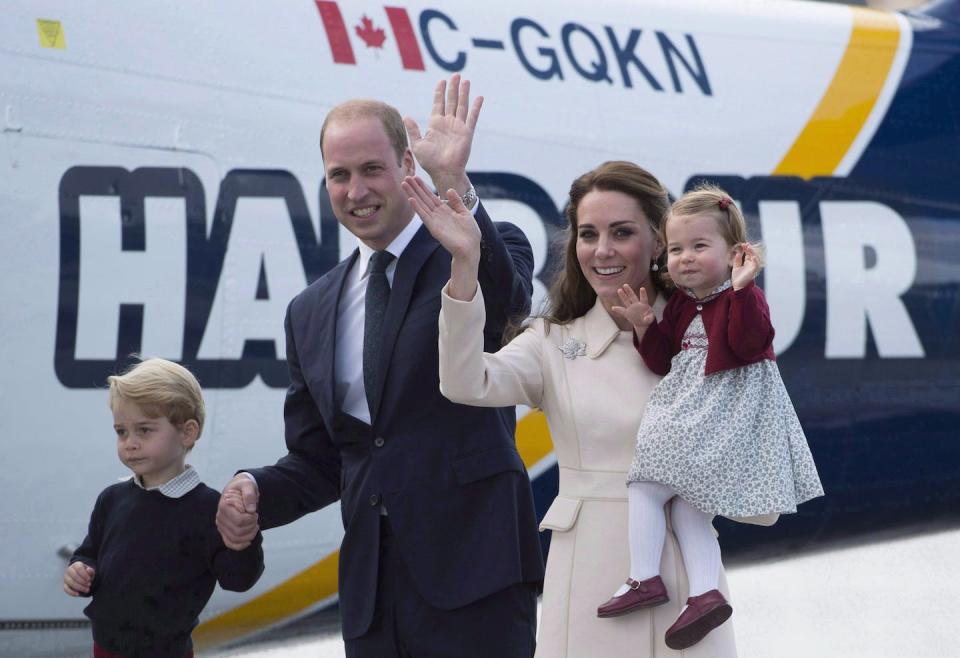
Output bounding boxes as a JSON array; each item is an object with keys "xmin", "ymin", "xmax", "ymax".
[{"xmin": 651, "ymin": 262, "xmax": 659, "ymax": 272}]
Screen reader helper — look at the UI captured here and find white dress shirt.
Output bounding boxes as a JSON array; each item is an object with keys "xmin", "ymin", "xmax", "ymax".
[
  {"xmin": 335, "ymin": 215, "xmax": 424, "ymax": 424},
  {"xmin": 241, "ymin": 199, "xmax": 479, "ymax": 492},
  {"xmin": 129, "ymin": 464, "xmax": 202, "ymax": 498}
]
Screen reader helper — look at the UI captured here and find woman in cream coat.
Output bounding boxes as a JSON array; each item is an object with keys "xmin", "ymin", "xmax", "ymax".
[{"xmin": 405, "ymin": 161, "xmax": 774, "ymax": 657}]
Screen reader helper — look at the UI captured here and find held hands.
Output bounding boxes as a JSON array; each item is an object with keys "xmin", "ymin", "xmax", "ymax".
[
  {"xmin": 216, "ymin": 475, "xmax": 260, "ymax": 551},
  {"xmin": 731, "ymin": 243, "xmax": 761, "ymax": 290},
  {"xmin": 63, "ymin": 561, "xmax": 95, "ymax": 597},
  {"xmin": 611, "ymin": 284, "xmax": 655, "ymax": 333},
  {"xmin": 403, "ymin": 74, "xmax": 483, "ymax": 195}
]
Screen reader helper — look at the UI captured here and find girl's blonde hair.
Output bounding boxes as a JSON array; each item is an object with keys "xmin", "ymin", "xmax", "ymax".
[
  {"xmin": 108, "ymin": 358, "xmax": 205, "ymax": 435},
  {"xmin": 663, "ymin": 184, "xmax": 764, "ymax": 287}
]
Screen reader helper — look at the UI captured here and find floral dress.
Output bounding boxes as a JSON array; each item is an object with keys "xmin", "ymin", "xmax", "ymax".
[{"xmin": 627, "ymin": 283, "xmax": 824, "ymax": 517}]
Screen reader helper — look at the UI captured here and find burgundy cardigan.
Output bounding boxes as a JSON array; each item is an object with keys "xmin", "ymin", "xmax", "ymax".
[{"xmin": 636, "ymin": 281, "xmax": 776, "ymax": 376}]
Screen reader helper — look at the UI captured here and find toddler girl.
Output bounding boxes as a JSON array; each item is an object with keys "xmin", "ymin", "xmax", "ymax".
[{"xmin": 596, "ymin": 185, "xmax": 823, "ymax": 650}]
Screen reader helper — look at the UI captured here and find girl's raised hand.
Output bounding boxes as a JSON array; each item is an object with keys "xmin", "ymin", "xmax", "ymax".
[
  {"xmin": 611, "ymin": 284, "xmax": 655, "ymax": 332},
  {"xmin": 732, "ymin": 243, "xmax": 761, "ymax": 290}
]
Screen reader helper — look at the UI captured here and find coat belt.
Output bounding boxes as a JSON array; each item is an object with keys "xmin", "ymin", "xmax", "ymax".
[{"xmin": 557, "ymin": 467, "xmax": 629, "ymax": 500}]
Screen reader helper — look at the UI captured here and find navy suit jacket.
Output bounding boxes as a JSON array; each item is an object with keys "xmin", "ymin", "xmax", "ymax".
[{"xmin": 248, "ymin": 203, "xmax": 545, "ymax": 639}]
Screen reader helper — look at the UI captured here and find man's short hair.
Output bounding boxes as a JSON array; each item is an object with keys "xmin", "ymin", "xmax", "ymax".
[
  {"xmin": 319, "ymin": 99, "xmax": 409, "ymax": 164},
  {"xmin": 108, "ymin": 358, "xmax": 205, "ymax": 436}
]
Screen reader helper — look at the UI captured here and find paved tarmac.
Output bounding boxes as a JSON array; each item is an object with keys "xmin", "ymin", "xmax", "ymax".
[{"xmin": 6, "ymin": 524, "xmax": 958, "ymax": 658}]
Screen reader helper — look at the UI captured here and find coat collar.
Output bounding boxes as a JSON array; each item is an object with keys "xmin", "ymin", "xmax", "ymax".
[
  {"xmin": 311, "ymin": 252, "xmax": 357, "ymax": 420},
  {"xmin": 583, "ymin": 292, "xmax": 667, "ymax": 359}
]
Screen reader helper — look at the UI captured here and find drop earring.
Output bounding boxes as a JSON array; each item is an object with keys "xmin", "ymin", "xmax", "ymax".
[{"xmin": 651, "ymin": 262, "xmax": 659, "ymax": 272}]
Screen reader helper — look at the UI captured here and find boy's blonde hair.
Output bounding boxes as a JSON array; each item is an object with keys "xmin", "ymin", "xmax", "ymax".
[{"xmin": 108, "ymin": 358, "xmax": 205, "ymax": 436}]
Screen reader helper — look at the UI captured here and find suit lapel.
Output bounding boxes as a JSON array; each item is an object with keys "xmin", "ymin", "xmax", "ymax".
[
  {"xmin": 370, "ymin": 225, "xmax": 439, "ymax": 422},
  {"xmin": 313, "ymin": 249, "xmax": 357, "ymax": 420}
]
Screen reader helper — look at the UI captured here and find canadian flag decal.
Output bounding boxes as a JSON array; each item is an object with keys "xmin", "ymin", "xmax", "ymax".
[{"xmin": 315, "ymin": 2, "xmax": 426, "ymax": 71}]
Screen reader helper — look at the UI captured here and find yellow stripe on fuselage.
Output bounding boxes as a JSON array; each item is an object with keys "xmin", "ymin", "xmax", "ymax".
[
  {"xmin": 193, "ymin": 550, "xmax": 339, "ymax": 648},
  {"xmin": 515, "ymin": 410, "xmax": 555, "ymax": 468},
  {"xmin": 194, "ymin": 410, "xmax": 555, "ymax": 648},
  {"xmin": 195, "ymin": 6, "xmax": 905, "ymax": 650},
  {"xmin": 775, "ymin": 8, "xmax": 900, "ymax": 178}
]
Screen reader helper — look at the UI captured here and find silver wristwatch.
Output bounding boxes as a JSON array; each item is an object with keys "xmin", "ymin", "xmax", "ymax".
[{"xmin": 442, "ymin": 185, "xmax": 478, "ymax": 210}]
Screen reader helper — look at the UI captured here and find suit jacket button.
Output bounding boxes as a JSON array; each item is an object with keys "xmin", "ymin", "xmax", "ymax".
[
  {"xmin": 369, "ymin": 494, "xmax": 380, "ymax": 506},
  {"xmin": 374, "ymin": 436, "xmax": 385, "ymax": 448},
  {"xmin": 696, "ymin": 304, "xmax": 703, "ymax": 311}
]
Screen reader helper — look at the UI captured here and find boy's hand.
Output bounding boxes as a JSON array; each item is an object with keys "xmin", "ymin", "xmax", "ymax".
[
  {"xmin": 611, "ymin": 284, "xmax": 655, "ymax": 332},
  {"xmin": 63, "ymin": 561, "xmax": 94, "ymax": 596},
  {"xmin": 217, "ymin": 475, "xmax": 260, "ymax": 551},
  {"xmin": 221, "ymin": 488, "xmax": 246, "ymax": 512}
]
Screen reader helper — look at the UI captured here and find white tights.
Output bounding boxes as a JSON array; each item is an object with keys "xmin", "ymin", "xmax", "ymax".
[{"xmin": 613, "ymin": 481, "xmax": 721, "ymax": 598}]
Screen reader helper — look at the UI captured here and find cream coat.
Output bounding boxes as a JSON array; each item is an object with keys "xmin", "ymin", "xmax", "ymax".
[{"xmin": 440, "ymin": 288, "xmax": 744, "ymax": 658}]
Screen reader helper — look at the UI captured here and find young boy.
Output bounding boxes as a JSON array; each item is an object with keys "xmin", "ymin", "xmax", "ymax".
[{"xmin": 63, "ymin": 358, "xmax": 264, "ymax": 658}]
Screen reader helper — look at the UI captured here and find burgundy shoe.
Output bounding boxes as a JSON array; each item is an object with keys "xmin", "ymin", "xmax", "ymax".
[
  {"xmin": 597, "ymin": 576, "xmax": 669, "ymax": 618},
  {"xmin": 664, "ymin": 589, "xmax": 733, "ymax": 650}
]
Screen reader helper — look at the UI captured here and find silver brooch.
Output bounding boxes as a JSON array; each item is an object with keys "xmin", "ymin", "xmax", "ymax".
[{"xmin": 559, "ymin": 338, "xmax": 586, "ymax": 360}]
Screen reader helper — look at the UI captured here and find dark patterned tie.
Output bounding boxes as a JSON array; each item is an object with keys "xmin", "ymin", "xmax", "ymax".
[{"xmin": 363, "ymin": 250, "xmax": 395, "ymax": 419}]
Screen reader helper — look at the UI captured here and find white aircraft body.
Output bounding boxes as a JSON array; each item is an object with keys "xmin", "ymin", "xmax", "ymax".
[{"xmin": 2, "ymin": 0, "xmax": 958, "ymax": 650}]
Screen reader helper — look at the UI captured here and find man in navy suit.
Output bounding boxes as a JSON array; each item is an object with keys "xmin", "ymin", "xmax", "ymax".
[{"xmin": 216, "ymin": 75, "xmax": 544, "ymax": 657}]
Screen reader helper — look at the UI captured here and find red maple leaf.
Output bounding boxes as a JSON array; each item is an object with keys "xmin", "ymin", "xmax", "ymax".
[{"xmin": 355, "ymin": 15, "xmax": 386, "ymax": 49}]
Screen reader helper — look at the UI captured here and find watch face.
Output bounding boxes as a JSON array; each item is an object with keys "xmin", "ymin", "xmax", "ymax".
[{"xmin": 463, "ymin": 186, "xmax": 478, "ymax": 209}]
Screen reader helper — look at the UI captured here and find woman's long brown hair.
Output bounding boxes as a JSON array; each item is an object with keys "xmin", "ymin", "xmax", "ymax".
[{"xmin": 509, "ymin": 162, "xmax": 670, "ymax": 341}]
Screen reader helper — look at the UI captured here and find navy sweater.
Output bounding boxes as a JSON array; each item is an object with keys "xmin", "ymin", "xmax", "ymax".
[{"xmin": 71, "ymin": 480, "xmax": 263, "ymax": 657}]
